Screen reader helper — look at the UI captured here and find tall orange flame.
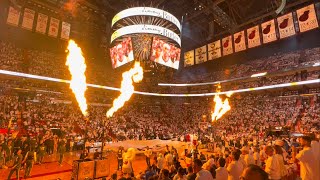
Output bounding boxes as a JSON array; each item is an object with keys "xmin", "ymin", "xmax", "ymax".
[
  {"xmin": 107, "ymin": 62, "xmax": 143, "ymax": 117},
  {"xmin": 211, "ymin": 89, "xmax": 233, "ymax": 121},
  {"xmin": 66, "ymin": 40, "xmax": 88, "ymax": 116}
]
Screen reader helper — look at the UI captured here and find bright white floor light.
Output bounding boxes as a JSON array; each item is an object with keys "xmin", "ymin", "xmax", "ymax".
[{"xmin": 0, "ymin": 69, "xmax": 319, "ymax": 97}]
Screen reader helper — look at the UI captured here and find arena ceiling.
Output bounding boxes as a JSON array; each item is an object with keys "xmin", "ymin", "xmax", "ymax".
[
  {"xmin": 90, "ymin": 0, "xmax": 315, "ymax": 50},
  {"xmin": 22, "ymin": 0, "xmax": 315, "ymax": 50}
]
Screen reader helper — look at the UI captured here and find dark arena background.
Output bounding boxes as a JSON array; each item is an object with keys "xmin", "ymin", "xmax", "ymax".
[{"xmin": 0, "ymin": 0, "xmax": 319, "ymax": 180}]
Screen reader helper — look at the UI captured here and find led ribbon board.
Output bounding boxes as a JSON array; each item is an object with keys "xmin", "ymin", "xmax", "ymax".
[
  {"xmin": 111, "ymin": 24, "xmax": 181, "ymax": 46},
  {"xmin": 111, "ymin": 7, "xmax": 181, "ymax": 31},
  {"xmin": 0, "ymin": 69, "xmax": 319, "ymax": 97}
]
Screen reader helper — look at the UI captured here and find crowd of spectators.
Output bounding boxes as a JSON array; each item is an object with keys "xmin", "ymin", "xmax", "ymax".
[{"xmin": 0, "ymin": 40, "xmax": 319, "ymax": 180}]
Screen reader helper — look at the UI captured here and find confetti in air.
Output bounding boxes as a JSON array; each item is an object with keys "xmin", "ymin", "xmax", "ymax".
[
  {"xmin": 211, "ymin": 86, "xmax": 233, "ymax": 121},
  {"xmin": 107, "ymin": 62, "xmax": 143, "ymax": 117},
  {"xmin": 66, "ymin": 40, "xmax": 88, "ymax": 116}
]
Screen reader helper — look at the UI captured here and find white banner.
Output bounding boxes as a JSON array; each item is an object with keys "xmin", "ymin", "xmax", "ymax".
[
  {"xmin": 112, "ymin": 7, "xmax": 181, "ymax": 31},
  {"xmin": 222, "ymin": 36, "xmax": 233, "ymax": 56},
  {"xmin": 247, "ymin": 25, "xmax": 261, "ymax": 48},
  {"xmin": 261, "ymin": 19, "xmax": 277, "ymax": 44},
  {"xmin": 277, "ymin": 13, "xmax": 296, "ymax": 39},
  {"xmin": 111, "ymin": 24, "xmax": 181, "ymax": 46},
  {"xmin": 61, "ymin": 22, "xmax": 71, "ymax": 40},
  {"xmin": 208, "ymin": 40, "xmax": 221, "ymax": 60},
  {"xmin": 21, "ymin": 8, "xmax": 35, "ymax": 30},
  {"xmin": 297, "ymin": 4, "xmax": 319, "ymax": 33},
  {"xmin": 36, "ymin": 13, "xmax": 48, "ymax": 34},
  {"xmin": 7, "ymin": 6, "xmax": 20, "ymax": 26},
  {"xmin": 233, "ymin": 31, "xmax": 246, "ymax": 52},
  {"xmin": 195, "ymin": 45, "xmax": 207, "ymax": 64},
  {"xmin": 184, "ymin": 50, "xmax": 194, "ymax": 67},
  {"xmin": 48, "ymin": 17, "xmax": 60, "ymax": 38}
]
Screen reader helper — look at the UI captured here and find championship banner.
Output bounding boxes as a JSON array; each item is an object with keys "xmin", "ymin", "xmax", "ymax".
[
  {"xmin": 247, "ymin": 25, "xmax": 261, "ymax": 48},
  {"xmin": 21, "ymin": 8, "xmax": 35, "ymax": 30},
  {"xmin": 61, "ymin": 22, "xmax": 71, "ymax": 40},
  {"xmin": 184, "ymin": 50, "xmax": 194, "ymax": 67},
  {"xmin": 222, "ymin": 36, "xmax": 233, "ymax": 56},
  {"xmin": 195, "ymin": 45, "xmax": 207, "ymax": 64},
  {"xmin": 208, "ymin": 40, "xmax": 221, "ymax": 60},
  {"xmin": 48, "ymin": 17, "xmax": 60, "ymax": 38},
  {"xmin": 296, "ymin": 4, "xmax": 319, "ymax": 33},
  {"xmin": 233, "ymin": 31, "xmax": 246, "ymax": 52},
  {"xmin": 6, "ymin": 6, "xmax": 20, "ymax": 26},
  {"xmin": 261, "ymin": 19, "xmax": 277, "ymax": 44},
  {"xmin": 277, "ymin": 13, "xmax": 296, "ymax": 39},
  {"xmin": 36, "ymin": 13, "xmax": 48, "ymax": 34}
]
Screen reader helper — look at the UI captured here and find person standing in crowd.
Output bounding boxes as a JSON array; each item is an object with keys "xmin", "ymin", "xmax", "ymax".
[
  {"xmin": 144, "ymin": 146, "xmax": 153, "ymax": 167},
  {"xmin": 227, "ymin": 150, "xmax": 243, "ymax": 180},
  {"xmin": 7, "ymin": 149, "xmax": 23, "ymax": 180},
  {"xmin": 165, "ymin": 150, "xmax": 173, "ymax": 168},
  {"xmin": 37, "ymin": 142, "xmax": 46, "ymax": 164},
  {"xmin": 293, "ymin": 136, "xmax": 319, "ymax": 180},
  {"xmin": 186, "ymin": 166, "xmax": 196, "ymax": 180},
  {"xmin": 80, "ymin": 149, "xmax": 89, "ymax": 160},
  {"xmin": 173, "ymin": 167, "xmax": 187, "ymax": 180},
  {"xmin": 58, "ymin": 138, "xmax": 66, "ymax": 166},
  {"xmin": 117, "ymin": 146, "xmax": 124, "ymax": 170},
  {"xmin": 253, "ymin": 147, "xmax": 261, "ymax": 166},
  {"xmin": 93, "ymin": 149, "xmax": 100, "ymax": 159},
  {"xmin": 193, "ymin": 159, "xmax": 214, "ymax": 180},
  {"xmin": 264, "ymin": 145, "xmax": 281, "ymax": 180},
  {"xmin": 240, "ymin": 165, "xmax": 269, "ymax": 180},
  {"xmin": 273, "ymin": 145, "xmax": 287, "ymax": 179},
  {"xmin": 216, "ymin": 157, "xmax": 228, "ymax": 180},
  {"xmin": 23, "ymin": 147, "xmax": 37, "ymax": 179},
  {"xmin": 157, "ymin": 153, "xmax": 165, "ymax": 172}
]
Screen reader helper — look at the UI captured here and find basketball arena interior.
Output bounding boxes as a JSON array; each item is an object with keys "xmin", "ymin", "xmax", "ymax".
[{"xmin": 0, "ymin": 0, "xmax": 319, "ymax": 180}]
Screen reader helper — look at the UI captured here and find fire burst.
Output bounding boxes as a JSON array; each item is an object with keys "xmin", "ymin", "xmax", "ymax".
[
  {"xmin": 211, "ymin": 88, "xmax": 232, "ymax": 121},
  {"xmin": 107, "ymin": 62, "xmax": 143, "ymax": 117},
  {"xmin": 66, "ymin": 40, "xmax": 88, "ymax": 116}
]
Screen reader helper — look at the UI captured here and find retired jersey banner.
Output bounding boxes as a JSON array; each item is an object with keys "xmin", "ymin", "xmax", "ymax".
[
  {"xmin": 195, "ymin": 45, "xmax": 207, "ymax": 64},
  {"xmin": 233, "ymin": 31, "xmax": 246, "ymax": 52},
  {"xmin": 297, "ymin": 4, "xmax": 319, "ymax": 33},
  {"xmin": 222, "ymin": 36, "xmax": 233, "ymax": 56},
  {"xmin": 6, "ymin": 6, "xmax": 20, "ymax": 26},
  {"xmin": 261, "ymin": 19, "xmax": 277, "ymax": 44},
  {"xmin": 36, "ymin": 13, "xmax": 48, "ymax": 34},
  {"xmin": 208, "ymin": 40, "xmax": 221, "ymax": 60},
  {"xmin": 277, "ymin": 13, "xmax": 296, "ymax": 39},
  {"xmin": 184, "ymin": 50, "xmax": 194, "ymax": 67},
  {"xmin": 61, "ymin": 22, "xmax": 71, "ymax": 40},
  {"xmin": 21, "ymin": 8, "xmax": 35, "ymax": 30},
  {"xmin": 48, "ymin": 17, "xmax": 60, "ymax": 38},
  {"xmin": 247, "ymin": 25, "xmax": 261, "ymax": 48}
]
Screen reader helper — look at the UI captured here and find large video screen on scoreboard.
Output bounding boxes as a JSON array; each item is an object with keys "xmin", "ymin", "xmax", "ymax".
[
  {"xmin": 110, "ymin": 37, "xmax": 134, "ymax": 68},
  {"xmin": 150, "ymin": 37, "xmax": 180, "ymax": 69}
]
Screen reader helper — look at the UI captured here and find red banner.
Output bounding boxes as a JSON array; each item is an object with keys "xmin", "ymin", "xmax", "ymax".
[
  {"xmin": 21, "ymin": 8, "xmax": 35, "ymax": 31},
  {"xmin": 222, "ymin": 36, "xmax": 233, "ymax": 56},
  {"xmin": 48, "ymin": 17, "xmax": 60, "ymax": 38},
  {"xmin": 6, "ymin": 6, "xmax": 20, "ymax": 26},
  {"xmin": 208, "ymin": 40, "xmax": 221, "ymax": 60},
  {"xmin": 233, "ymin": 31, "xmax": 246, "ymax": 52},
  {"xmin": 296, "ymin": 4, "xmax": 319, "ymax": 33},
  {"xmin": 61, "ymin": 22, "xmax": 71, "ymax": 40},
  {"xmin": 277, "ymin": 13, "xmax": 296, "ymax": 39},
  {"xmin": 195, "ymin": 45, "xmax": 207, "ymax": 64},
  {"xmin": 184, "ymin": 50, "xmax": 194, "ymax": 67},
  {"xmin": 261, "ymin": 19, "xmax": 277, "ymax": 44},
  {"xmin": 36, "ymin": 13, "xmax": 48, "ymax": 34},
  {"xmin": 247, "ymin": 25, "xmax": 261, "ymax": 48}
]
